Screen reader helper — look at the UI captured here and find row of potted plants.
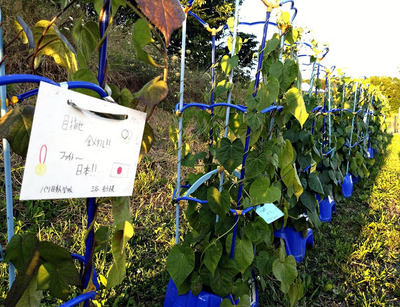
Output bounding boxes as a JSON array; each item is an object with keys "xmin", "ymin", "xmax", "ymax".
[{"xmin": 165, "ymin": 1, "xmax": 390, "ymax": 306}]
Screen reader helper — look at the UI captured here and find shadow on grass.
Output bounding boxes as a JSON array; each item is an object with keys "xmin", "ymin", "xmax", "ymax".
[{"xmin": 298, "ymin": 135, "xmax": 400, "ymax": 306}]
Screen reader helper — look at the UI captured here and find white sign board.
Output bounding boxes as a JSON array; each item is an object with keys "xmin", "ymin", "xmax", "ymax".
[{"xmin": 20, "ymin": 82, "xmax": 146, "ymax": 200}]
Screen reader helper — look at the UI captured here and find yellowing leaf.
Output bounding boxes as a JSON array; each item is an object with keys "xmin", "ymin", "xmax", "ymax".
[
  {"xmin": 107, "ymin": 220, "xmax": 134, "ymax": 288},
  {"xmin": 136, "ymin": 0, "xmax": 185, "ymax": 46},
  {"xmin": 215, "ymin": 79, "xmax": 232, "ymax": 98},
  {"xmin": 227, "ymin": 36, "xmax": 242, "ymax": 55},
  {"xmin": 122, "ymin": 221, "xmax": 134, "ymax": 244},
  {"xmin": 281, "ymin": 164, "xmax": 303, "ymax": 200},
  {"xmin": 15, "ymin": 278, "xmax": 43, "ymax": 307},
  {"xmin": 139, "ymin": 123, "xmax": 154, "ymax": 161},
  {"xmin": 286, "ymin": 88, "xmax": 308, "ymax": 128},
  {"xmin": 207, "ymin": 187, "xmax": 231, "ymax": 217},
  {"xmin": 33, "ymin": 20, "xmax": 78, "ymax": 72},
  {"xmin": 278, "ymin": 139, "xmax": 294, "ymax": 169},
  {"xmin": 134, "ymin": 76, "xmax": 168, "ymax": 108},
  {"xmin": 14, "ymin": 21, "xmax": 28, "ymax": 44},
  {"xmin": 227, "ymin": 17, "xmax": 235, "ymax": 32},
  {"xmin": 221, "ymin": 55, "xmax": 239, "ymax": 76},
  {"xmin": 14, "ymin": 16, "xmax": 34, "ymax": 48}
]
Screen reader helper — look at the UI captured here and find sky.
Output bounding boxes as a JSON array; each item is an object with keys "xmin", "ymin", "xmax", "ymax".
[{"xmin": 239, "ymin": 0, "xmax": 400, "ymax": 78}]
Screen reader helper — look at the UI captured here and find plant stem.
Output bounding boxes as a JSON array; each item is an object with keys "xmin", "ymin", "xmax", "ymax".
[
  {"xmin": 199, "ymin": 218, "xmax": 239, "ymax": 271},
  {"xmin": 4, "ymin": 29, "xmax": 23, "ymax": 50},
  {"xmin": 96, "ymin": 21, "xmax": 113, "ymax": 52}
]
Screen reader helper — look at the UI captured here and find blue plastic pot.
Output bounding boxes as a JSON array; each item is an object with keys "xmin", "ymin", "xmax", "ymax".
[
  {"xmin": 163, "ymin": 278, "xmax": 258, "ymax": 307},
  {"xmin": 351, "ymin": 174, "xmax": 360, "ymax": 184},
  {"xmin": 273, "ymin": 226, "xmax": 314, "ymax": 262},
  {"xmin": 367, "ymin": 147, "xmax": 375, "ymax": 158},
  {"xmin": 342, "ymin": 173, "xmax": 353, "ymax": 198},
  {"xmin": 318, "ymin": 196, "xmax": 336, "ymax": 222}
]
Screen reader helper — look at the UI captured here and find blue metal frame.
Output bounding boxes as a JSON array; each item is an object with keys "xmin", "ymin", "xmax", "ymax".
[
  {"xmin": 81, "ymin": 1, "xmax": 111, "ymax": 306},
  {"xmin": 0, "ymin": 3, "xmax": 16, "ymax": 288}
]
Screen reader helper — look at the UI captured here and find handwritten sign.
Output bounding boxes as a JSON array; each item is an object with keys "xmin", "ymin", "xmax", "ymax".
[
  {"xmin": 255, "ymin": 203, "xmax": 284, "ymax": 224},
  {"xmin": 20, "ymin": 82, "xmax": 146, "ymax": 200}
]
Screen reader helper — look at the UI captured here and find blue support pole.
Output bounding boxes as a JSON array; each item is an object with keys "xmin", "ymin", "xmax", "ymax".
[
  {"xmin": 311, "ymin": 63, "xmax": 321, "ymax": 135},
  {"xmin": 267, "ymin": 29, "xmax": 285, "ymax": 140},
  {"xmin": 253, "ymin": 11, "xmax": 272, "ymax": 96},
  {"xmin": 364, "ymin": 95, "xmax": 373, "ymax": 147},
  {"xmin": 82, "ymin": 1, "xmax": 110, "ymax": 305},
  {"xmin": 175, "ymin": 13, "xmax": 187, "ymax": 244},
  {"xmin": 308, "ymin": 61, "xmax": 317, "ymax": 101},
  {"xmin": 322, "ymin": 72, "xmax": 328, "ymax": 154},
  {"xmin": 223, "ymin": 0, "xmax": 240, "ymax": 137},
  {"xmin": 341, "ymin": 81, "xmax": 345, "ymax": 118},
  {"xmin": 217, "ymin": 0, "xmax": 240, "ymax": 223},
  {"xmin": 208, "ymin": 30, "xmax": 217, "ymax": 172},
  {"xmin": 98, "ymin": 0, "xmax": 111, "ymax": 88},
  {"xmin": 354, "ymin": 87, "xmax": 363, "ymax": 148},
  {"xmin": 0, "ymin": 3, "xmax": 16, "ymax": 288},
  {"xmin": 328, "ymin": 74, "xmax": 332, "ymax": 149},
  {"xmin": 231, "ymin": 7, "xmax": 273, "ymax": 259},
  {"xmin": 346, "ymin": 83, "xmax": 358, "ymax": 174},
  {"xmin": 279, "ymin": 34, "xmax": 285, "ymax": 61},
  {"xmin": 314, "ymin": 63, "xmax": 320, "ymax": 97}
]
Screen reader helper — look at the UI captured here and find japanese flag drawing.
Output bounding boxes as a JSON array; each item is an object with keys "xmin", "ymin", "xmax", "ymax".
[{"xmin": 110, "ymin": 162, "xmax": 130, "ymax": 178}]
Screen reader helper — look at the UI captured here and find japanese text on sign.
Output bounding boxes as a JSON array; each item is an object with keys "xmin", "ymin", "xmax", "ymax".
[{"xmin": 20, "ymin": 82, "xmax": 146, "ymax": 200}]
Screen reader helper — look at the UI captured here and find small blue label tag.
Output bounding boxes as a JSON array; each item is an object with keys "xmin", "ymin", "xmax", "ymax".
[{"xmin": 255, "ymin": 203, "xmax": 284, "ymax": 224}]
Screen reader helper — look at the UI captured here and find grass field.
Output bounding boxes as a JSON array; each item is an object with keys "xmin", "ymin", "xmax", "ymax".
[
  {"xmin": 299, "ymin": 134, "xmax": 400, "ymax": 307},
  {"xmin": 1, "ymin": 110, "xmax": 399, "ymax": 306}
]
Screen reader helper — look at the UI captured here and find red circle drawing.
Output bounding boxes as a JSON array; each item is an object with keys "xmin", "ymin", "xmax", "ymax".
[{"xmin": 117, "ymin": 167, "xmax": 123, "ymax": 175}]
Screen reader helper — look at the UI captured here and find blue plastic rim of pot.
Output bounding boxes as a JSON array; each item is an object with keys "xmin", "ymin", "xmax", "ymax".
[
  {"xmin": 342, "ymin": 173, "xmax": 353, "ymax": 198},
  {"xmin": 163, "ymin": 278, "xmax": 258, "ymax": 307}
]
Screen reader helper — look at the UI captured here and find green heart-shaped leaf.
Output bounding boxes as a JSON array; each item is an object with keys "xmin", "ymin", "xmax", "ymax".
[
  {"xmin": 207, "ymin": 187, "xmax": 231, "ymax": 217},
  {"xmin": 216, "ymin": 138, "xmax": 244, "ymax": 174},
  {"xmin": 167, "ymin": 245, "xmax": 195, "ymax": 287}
]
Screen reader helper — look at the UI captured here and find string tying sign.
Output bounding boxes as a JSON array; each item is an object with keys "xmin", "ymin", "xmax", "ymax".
[{"xmin": 20, "ymin": 82, "xmax": 146, "ymax": 200}]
